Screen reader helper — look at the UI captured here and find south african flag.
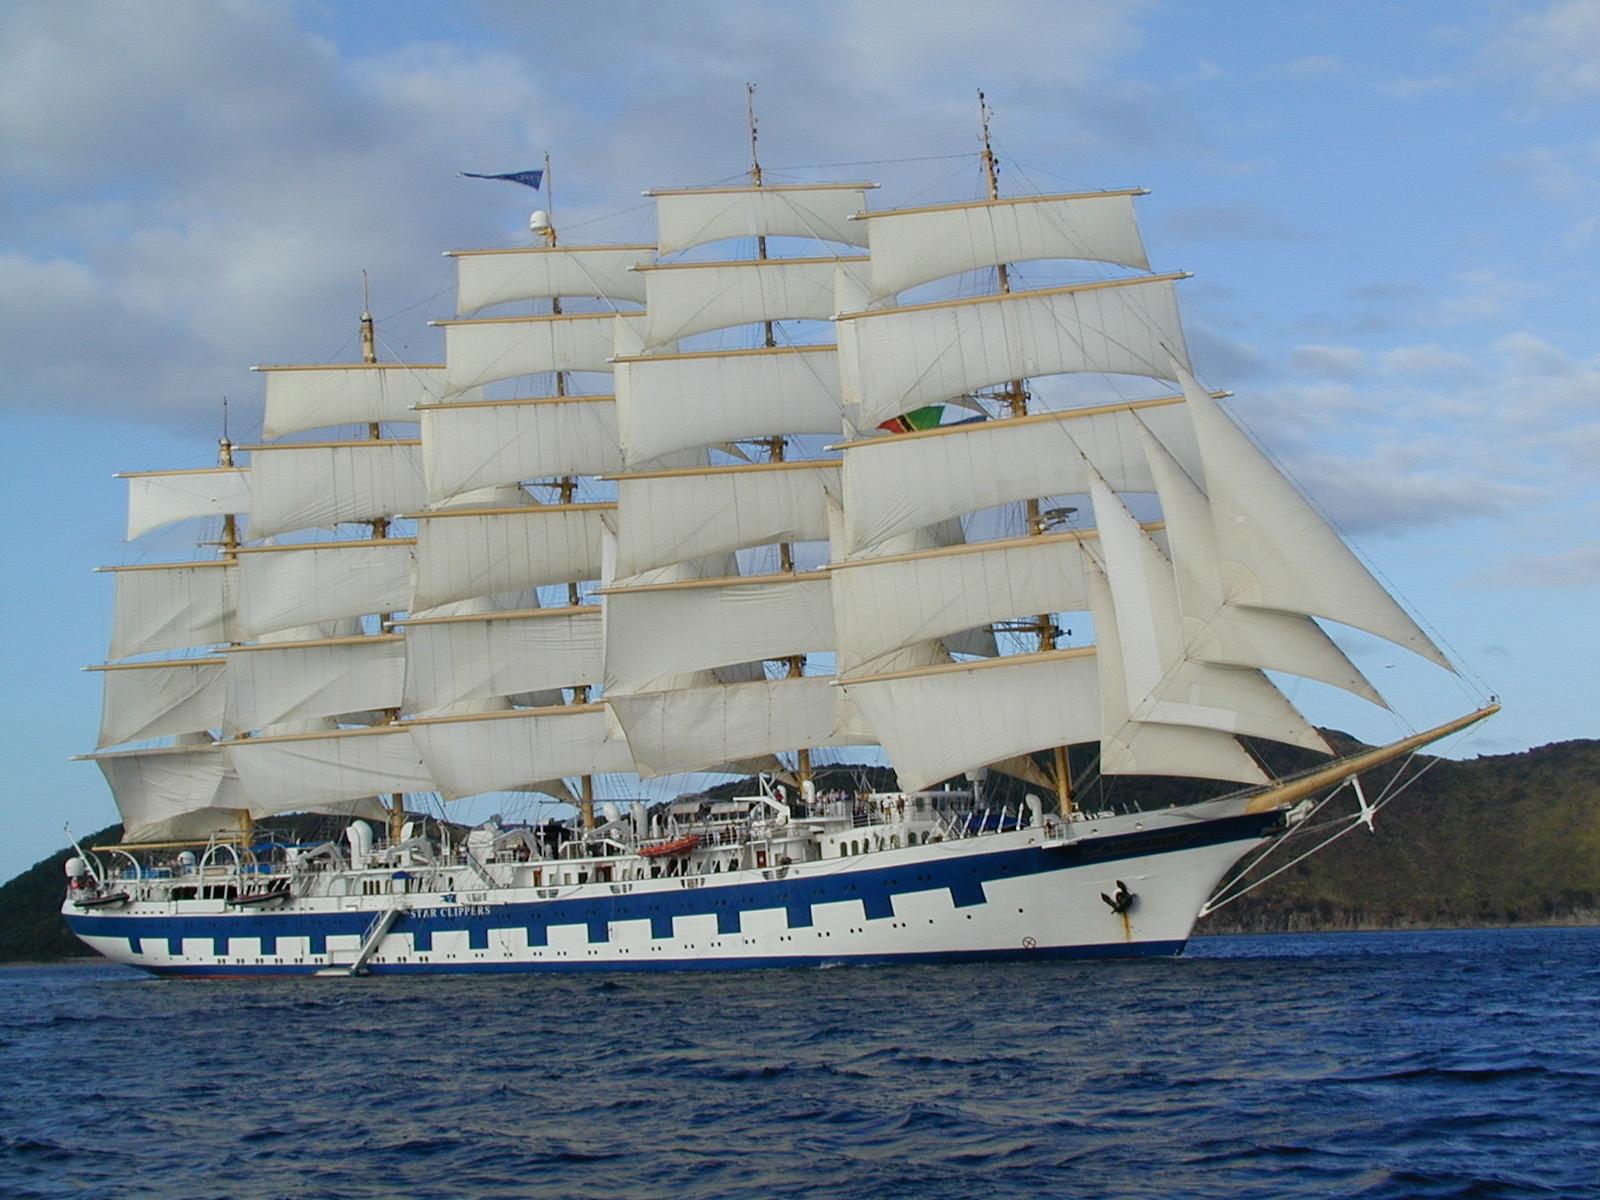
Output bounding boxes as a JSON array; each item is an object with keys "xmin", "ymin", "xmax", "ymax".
[{"xmin": 878, "ymin": 405, "xmax": 944, "ymax": 434}]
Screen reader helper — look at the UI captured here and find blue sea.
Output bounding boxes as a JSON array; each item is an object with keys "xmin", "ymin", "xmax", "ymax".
[{"xmin": 3, "ymin": 927, "xmax": 1597, "ymax": 1199}]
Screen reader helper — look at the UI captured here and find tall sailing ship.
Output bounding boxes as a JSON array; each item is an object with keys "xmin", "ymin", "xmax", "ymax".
[{"xmin": 64, "ymin": 96, "xmax": 1495, "ymax": 976}]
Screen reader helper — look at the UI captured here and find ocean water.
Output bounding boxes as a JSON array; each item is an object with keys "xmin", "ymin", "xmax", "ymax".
[{"xmin": 2, "ymin": 928, "xmax": 1597, "ymax": 1199}]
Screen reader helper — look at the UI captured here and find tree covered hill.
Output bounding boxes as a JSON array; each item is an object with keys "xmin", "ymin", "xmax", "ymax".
[
  {"xmin": 4, "ymin": 739, "xmax": 1597, "ymax": 961},
  {"xmin": 1201, "ymin": 737, "xmax": 1600, "ymax": 932},
  {"xmin": 1, "ymin": 822, "xmax": 122, "ymax": 962}
]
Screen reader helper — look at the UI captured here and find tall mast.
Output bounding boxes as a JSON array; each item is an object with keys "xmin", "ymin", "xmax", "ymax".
[
  {"xmin": 545, "ymin": 150, "xmax": 565, "ymax": 396},
  {"xmin": 540, "ymin": 151, "xmax": 597, "ymax": 830},
  {"xmin": 358, "ymin": 274, "xmax": 407, "ymax": 844},
  {"xmin": 544, "ymin": 153, "xmax": 575, "ymax": 513},
  {"xmin": 361, "ymin": 271, "xmax": 387, "ymax": 516},
  {"xmin": 218, "ymin": 397, "xmax": 239, "ymax": 558},
  {"xmin": 360, "ymin": 272, "xmax": 378, "ymax": 370},
  {"xmin": 217, "ymin": 399, "xmax": 253, "ymax": 843},
  {"xmin": 747, "ymin": 83, "xmax": 811, "ymax": 787},
  {"xmin": 980, "ymin": 89, "xmax": 1072, "ymax": 814}
]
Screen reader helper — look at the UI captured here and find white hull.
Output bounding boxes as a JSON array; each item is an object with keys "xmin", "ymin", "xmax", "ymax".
[{"xmin": 65, "ymin": 801, "xmax": 1287, "ymax": 976}]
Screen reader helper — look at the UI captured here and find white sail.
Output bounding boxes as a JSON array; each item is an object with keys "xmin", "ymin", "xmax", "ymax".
[
  {"xmin": 1088, "ymin": 472, "xmax": 1329, "ymax": 753},
  {"xmin": 428, "ymin": 483, "xmax": 535, "ymax": 512},
  {"xmin": 226, "ymin": 725, "xmax": 432, "ymax": 815},
  {"xmin": 1134, "ymin": 421, "xmax": 1384, "ymax": 705},
  {"xmin": 860, "ymin": 190, "xmax": 1150, "ymax": 301},
  {"xmin": 651, "ymin": 183, "xmax": 873, "ymax": 256},
  {"xmin": 608, "ymin": 674, "xmax": 872, "ymax": 778},
  {"xmin": 614, "ymin": 345, "xmax": 844, "ymax": 466},
  {"xmin": 831, "ymin": 532, "xmax": 1093, "ymax": 672},
  {"xmin": 235, "ymin": 540, "xmax": 414, "ymax": 637},
  {"xmin": 123, "ymin": 468, "xmax": 251, "ymax": 541},
  {"xmin": 598, "ymin": 531, "xmax": 748, "ymax": 696},
  {"xmin": 419, "ymin": 395, "xmax": 621, "ymax": 503},
  {"xmin": 603, "ymin": 574, "xmax": 834, "ymax": 694},
  {"xmin": 837, "ymin": 275, "xmax": 1189, "ymax": 431},
  {"xmin": 838, "ymin": 397, "xmax": 1198, "ymax": 556},
  {"xmin": 1083, "ymin": 559, "xmax": 1268, "ymax": 784},
  {"xmin": 411, "ymin": 504, "xmax": 609, "ymax": 612},
  {"xmin": 92, "ymin": 658, "xmax": 226, "ymax": 749},
  {"xmin": 90, "ymin": 742, "xmax": 249, "ymax": 842},
  {"xmin": 400, "ymin": 607, "xmax": 604, "ymax": 713},
  {"xmin": 639, "ymin": 256, "xmax": 864, "ymax": 348},
  {"xmin": 407, "ymin": 705, "xmax": 631, "ymax": 800},
  {"xmin": 452, "ymin": 244, "xmax": 652, "ymax": 315},
  {"xmin": 612, "ymin": 311, "xmax": 651, "ymax": 359},
  {"xmin": 844, "ymin": 651, "xmax": 1100, "ymax": 793},
  {"xmin": 246, "ymin": 440, "xmax": 424, "ymax": 539},
  {"xmin": 1177, "ymin": 368, "xmax": 1453, "ymax": 671},
  {"xmin": 439, "ymin": 312, "xmax": 618, "ymax": 394},
  {"xmin": 823, "ymin": 493, "xmax": 1000, "ymax": 667},
  {"xmin": 612, "ymin": 461, "xmax": 836, "ymax": 580},
  {"xmin": 106, "ymin": 561, "xmax": 236, "ymax": 661},
  {"xmin": 222, "ymin": 634, "xmax": 405, "ymax": 735},
  {"xmin": 255, "ymin": 364, "xmax": 447, "ymax": 440}
]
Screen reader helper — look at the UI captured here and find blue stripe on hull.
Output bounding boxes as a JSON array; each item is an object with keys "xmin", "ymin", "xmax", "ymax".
[
  {"xmin": 66, "ymin": 809, "xmax": 1278, "ymax": 975},
  {"xmin": 135, "ymin": 939, "xmax": 1190, "ymax": 977}
]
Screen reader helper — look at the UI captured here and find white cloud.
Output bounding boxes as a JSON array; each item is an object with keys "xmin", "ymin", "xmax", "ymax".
[
  {"xmin": 1184, "ymin": 325, "xmax": 1274, "ymax": 382},
  {"xmin": 1553, "ymin": 423, "xmax": 1600, "ymax": 469},
  {"xmin": 0, "ymin": 2, "xmax": 570, "ymax": 431},
  {"xmin": 1215, "ymin": 318, "xmax": 1600, "ymax": 549},
  {"xmin": 1490, "ymin": 0, "xmax": 1600, "ymax": 101},
  {"xmin": 1423, "ymin": 268, "xmax": 1544, "ymax": 327},
  {"xmin": 0, "ymin": 0, "xmax": 1169, "ymax": 437},
  {"xmin": 1376, "ymin": 75, "xmax": 1453, "ymax": 98},
  {"xmin": 1483, "ymin": 546, "xmax": 1600, "ymax": 588},
  {"xmin": 1, "ymin": 0, "xmax": 1591, "ymax": 592},
  {"xmin": 1290, "ymin": 344, "xmax": 1367, "ymax": 379},
  {"xmin": 1491, "ymin": 331, "xmax": 1576, "ymax": 376},
  {"xmin": 1270, "ymin": 55, "xmax": 1344, "ymax": 79},
  {"xmin": 1159, "ymin": 203, "xmax": 1316, "ymax": 243},
  {"xmin": 1287, "ymin": 451, "xmax": 1533, "ymax": 534},
  {"xmin": 0, "ymin": 2, "xmax": 344, "ymax": 189},
  {"xmin": 1380, "ymin": 344, "xmax": 1476, "ymax": 377},
  {"xmin": 1563, "ymin": 216, "xmax": 1598, "ymax": 250},
  {"xmin": 1493, "ymin": 145, "xmax": 1594, "ymax": 202}
]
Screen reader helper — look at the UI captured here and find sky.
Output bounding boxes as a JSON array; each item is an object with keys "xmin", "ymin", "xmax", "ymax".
[{"xmin": 2, "ymin": 0, "xmax": 1597, "ymax": 880}]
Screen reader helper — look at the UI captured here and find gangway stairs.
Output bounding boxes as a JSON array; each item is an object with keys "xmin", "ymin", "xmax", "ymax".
[{"xmin": 316, "ymin": 905, "xmax": 405, "ymax": 977}]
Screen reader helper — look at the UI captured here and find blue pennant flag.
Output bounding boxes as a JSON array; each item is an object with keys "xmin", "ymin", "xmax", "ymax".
[{"xmin": 460, "ymin": 168, "xmax": 544, "ymax": 190}]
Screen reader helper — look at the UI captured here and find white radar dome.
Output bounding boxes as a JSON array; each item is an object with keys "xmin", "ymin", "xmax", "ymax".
[
  {"xmin": 529, "ymin": 209, "xmax": 552, "ymax": 234},
  {"xmin": 64, "ymin": 856, "xmax": 87, "ymax": 879}
]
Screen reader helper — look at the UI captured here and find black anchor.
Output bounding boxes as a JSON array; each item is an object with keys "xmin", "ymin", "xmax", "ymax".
[{"xmin": 1100, "ymin": 880, "xmax": 1135, "ymax": 915}]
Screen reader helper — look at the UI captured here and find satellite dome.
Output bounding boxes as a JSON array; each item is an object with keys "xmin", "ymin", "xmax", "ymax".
[{"xmin": 529, "ymin": 209, "xmax": 552, "ymax": 234}]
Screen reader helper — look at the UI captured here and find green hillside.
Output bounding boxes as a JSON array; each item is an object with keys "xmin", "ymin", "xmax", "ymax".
[
  {"xmin": 5, "ymin": 739, "xmax": 1597, "ymax": 961},
  {"xmin": 1201, "ymin": 738, "xmax": 1600, "ymax": 932},
  {"xmin": 0, "ymin": 822, "xmax": 122, "ymax": 961}
]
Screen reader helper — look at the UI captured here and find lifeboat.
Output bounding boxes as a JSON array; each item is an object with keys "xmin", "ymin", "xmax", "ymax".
[{"xmin": 638, "ymin": 834, "xmax": 700, "ymax": 859}]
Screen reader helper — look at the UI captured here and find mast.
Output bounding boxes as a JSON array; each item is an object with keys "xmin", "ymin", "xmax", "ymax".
[
  {"xmin": 539, "ymin": 151, "xmax": 598, "ymax": 830},
  {"xmin": 218, "ymin": 399, "xmax": 239, "ymax": 558},
  {"xmin": 747, "ymin": 82, "xmax": 812, "ymax": 787},
  {"xmin": 979, "ymin": 89, "xmax": 1072, "ymax": 814},
  {"xmin": 358, "ymin": 275, "xmax": 407, "ymax": 846},
  {"xmin": 217, "ymin": 400, "xmax": 253, "ymax": 843}
]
